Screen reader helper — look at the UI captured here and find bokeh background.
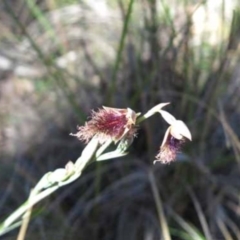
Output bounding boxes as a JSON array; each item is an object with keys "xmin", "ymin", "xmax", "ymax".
[{"xmin": 0, "ymin": 0, "xmax": 240, "ymax": 239}]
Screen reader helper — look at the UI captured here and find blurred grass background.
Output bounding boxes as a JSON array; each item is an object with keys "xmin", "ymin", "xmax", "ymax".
[{"xmin": 0, "ymin": 0, "xmax": 240, "ymax": 239}]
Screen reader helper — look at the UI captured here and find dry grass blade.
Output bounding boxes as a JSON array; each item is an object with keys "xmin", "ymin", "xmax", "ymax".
[
  {"xmin": 187, "ymin": 187, "xmax": 213, "ymax": 240},
  {"xmin": 148, "ymin": 169, "xmax": 171, "ymax": 240},
  {"xmin": 168, "ymin": 207, "xmax": 205, "ymax": 240},
  {"xmin": 17, "ymin": 189, "xmax": 34, "ymax": 240},
  {"xmin": 216, "ymin": 218, "xmax": 234, "ymax": 240},
  {"xmin": 219, "ymin": 103, "xmax": 240, "ymax": 166},
  {"xmin": 226, "ymin": 200, "xmax": 240, "ymax": 217},
  {"xmin": 221, "ymin": 203, "xmax": 240, "ymax": 239}
]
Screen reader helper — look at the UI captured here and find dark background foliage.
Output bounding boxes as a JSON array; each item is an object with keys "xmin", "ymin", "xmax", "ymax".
[{"xmin": 0, "ymin": 0, "xmax": 240, "ymax": 239}]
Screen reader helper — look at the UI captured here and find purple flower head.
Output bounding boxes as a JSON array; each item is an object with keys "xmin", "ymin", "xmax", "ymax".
[
  {"xmin": 155, "ymin": 110, "xmax": 192, "ymax": 164},
  {"xmin": 155, "ymin": 127, "xmax": 185, "ymax": 164},
  {"xmin": 71, "ymin": 107, "xmax": 137, "ymax": 144}
]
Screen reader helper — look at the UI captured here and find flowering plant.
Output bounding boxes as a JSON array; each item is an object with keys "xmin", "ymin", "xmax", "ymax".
[{"xmin": 0, "ymin": 103, "xmax": 191, "ymax": 237}]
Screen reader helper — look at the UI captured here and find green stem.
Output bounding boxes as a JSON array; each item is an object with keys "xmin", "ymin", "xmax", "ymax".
[
  {"xmin": 107, "ymin": 0, "xmax": 135, "ymax": 104},
  {"xmin": 0, "ymin": 137, "xmax": 114, "ymax": 237}
]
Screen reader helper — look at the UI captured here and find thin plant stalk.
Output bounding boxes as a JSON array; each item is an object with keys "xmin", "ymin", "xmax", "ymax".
[
  {"xmin": 107, "ymin": 0, "xmax": 135, "ymax": 104},
  {"xmin": 17, "ymin": 190, "xmax": 34, "ymax": 240},
  {"xmin": 148, "ymin": 169, "xmax": 172, "ymax": 240}
]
